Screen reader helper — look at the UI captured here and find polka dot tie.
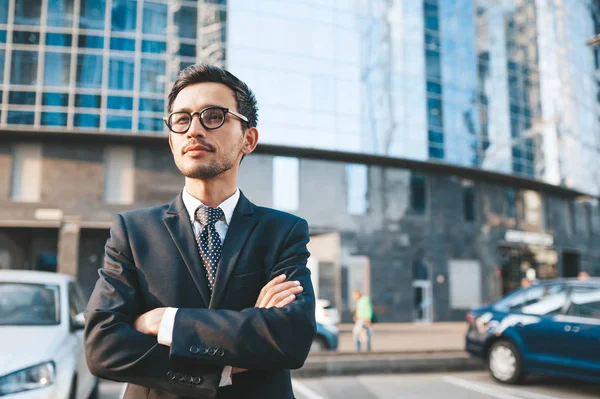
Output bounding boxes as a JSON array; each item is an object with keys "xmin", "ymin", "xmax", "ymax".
[{"xmin": 194, "ymin": 205, "xmax": 225, "ymax": 292}]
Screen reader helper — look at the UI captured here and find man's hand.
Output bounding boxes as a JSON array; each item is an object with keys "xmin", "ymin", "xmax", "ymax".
[
  {"xmin": 233, "ymin": 275, "xmax": 303, "ymax": 375},
  {"xmin": 133, "ymin": 307, "xmax": 167, "ymax": 336},
  {"xmin": 255, "ymin": 274, "xmax": 303, "ymax": 308}
]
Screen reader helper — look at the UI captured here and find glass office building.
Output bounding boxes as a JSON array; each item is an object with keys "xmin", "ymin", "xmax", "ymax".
[{"xmin": 1, "ymin": 0, "xmax": 598, "ymax": 193}]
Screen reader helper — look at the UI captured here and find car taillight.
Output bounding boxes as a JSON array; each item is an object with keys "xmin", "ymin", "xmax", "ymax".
[{"xmin": 466, "ymin": 311, "xmax": 474, "ymax": 323}]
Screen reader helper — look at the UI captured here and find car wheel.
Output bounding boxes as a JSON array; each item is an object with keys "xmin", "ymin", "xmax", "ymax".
[
  {"xmin": 487, "ymin": 340, "xmax": 525, "ymax": 384},
  {"xmin": 88, "ymin": 379, "xmax": 99, "ymax": 399},
  {"xmin": 310, "ymin": 336, "xmax": 328, "ymax": 353}
]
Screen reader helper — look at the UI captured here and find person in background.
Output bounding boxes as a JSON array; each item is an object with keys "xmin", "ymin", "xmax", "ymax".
[{"xmin": 352, "ymin": 289, "xmax": 373, "ymax": 352}]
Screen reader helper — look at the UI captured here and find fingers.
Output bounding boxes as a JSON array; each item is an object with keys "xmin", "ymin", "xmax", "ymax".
[
  {"xmin": 232, "ymin": 367, "xmax": 248, "ymax": 374},
  {"xmin": 265, "ymin": 285, "xmax": 303, "ymax": 309},
  {"xmin": 258, "ymin": 281, "xmax": 301, "ymax": 308},
  {"xmin": 255, "ymin": 274, "xmax": 286, "ymax": 307}
]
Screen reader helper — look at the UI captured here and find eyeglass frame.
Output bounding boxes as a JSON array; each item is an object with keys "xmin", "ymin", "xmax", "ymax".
[{"xmin": 163, "ymin": 105, "xmax": 249, "ymax": 134}]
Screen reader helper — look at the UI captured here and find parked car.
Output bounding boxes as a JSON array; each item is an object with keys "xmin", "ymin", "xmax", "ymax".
[
  {"xmin": 466, "ymin": 278, "xmax": 600, "ymax": 384},
  {"xmin": 0, "ymin": 270, "xmax": 98, "ymax": 398},
  {"xmin": 311, "ymin": 322, "xmax": 339, "ymax": 353},
  {"xmin": 315, "ymin": 299, "xmax": 340, "ymax": 328}
]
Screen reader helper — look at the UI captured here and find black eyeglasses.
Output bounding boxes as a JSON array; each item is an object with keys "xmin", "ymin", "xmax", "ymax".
[{"xmin": 163, "ymin": 106, "xmax": 249, "ymax": 134}]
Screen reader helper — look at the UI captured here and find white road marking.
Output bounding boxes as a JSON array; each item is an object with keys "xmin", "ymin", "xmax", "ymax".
[
  {"xmin": 443, "ymin": 376, "xmax": 565, "ymax": 399},
  {"xmin": 292, "ymin": 379, "xmax": 328, "ymax": 399}
]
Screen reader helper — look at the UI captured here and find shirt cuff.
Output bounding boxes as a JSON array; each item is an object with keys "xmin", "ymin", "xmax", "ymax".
[
  {"xmin": 219, "ymin": 366, "xmax": 233, "ymax": 387},
  {"xmin": 157, "ymin": 307, "xmax": 178, "ymax": 346}
]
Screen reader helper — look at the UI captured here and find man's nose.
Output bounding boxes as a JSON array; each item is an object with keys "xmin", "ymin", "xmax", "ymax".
[{"xmin": 186, "ymin": 115, "xmax": 207, "ymax": 138}]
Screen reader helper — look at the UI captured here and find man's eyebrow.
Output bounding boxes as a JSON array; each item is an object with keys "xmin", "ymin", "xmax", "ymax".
[{"xmin": 172, "ymin": 104, "xmax": 222, "ymax": 112}]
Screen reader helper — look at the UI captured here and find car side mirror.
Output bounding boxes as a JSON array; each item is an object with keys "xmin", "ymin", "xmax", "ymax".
[{"xmin": 71, "ymin": 312, "xmax": 85, "ymax": 332}]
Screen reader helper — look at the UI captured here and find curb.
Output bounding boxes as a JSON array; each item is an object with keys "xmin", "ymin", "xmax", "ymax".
[{"xmin": 293, "ymin": 351, "xmax": 485, "ymax": 378}]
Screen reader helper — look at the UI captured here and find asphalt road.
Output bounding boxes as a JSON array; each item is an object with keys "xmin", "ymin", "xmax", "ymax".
[{"xmin": 100, "ymin": 371, "xmax": 599, "ymax": 399}]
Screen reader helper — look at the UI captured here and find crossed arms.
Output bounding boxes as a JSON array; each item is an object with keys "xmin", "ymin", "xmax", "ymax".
[{"xmin": 84, "ymin": 214, "xmax": 316, "ymax": 397}]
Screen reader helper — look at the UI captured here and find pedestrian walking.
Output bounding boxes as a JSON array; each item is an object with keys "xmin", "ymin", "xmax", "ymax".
[{"xmin": 352, "ymin": 289, "xmax": 373, "ymax": 352}]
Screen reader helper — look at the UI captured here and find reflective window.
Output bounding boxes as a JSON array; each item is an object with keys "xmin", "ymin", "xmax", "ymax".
[
  {"xmin": 0, "ymin": 283, "xmax": 60, "ymax": 326},
  {"xmin": 46, "ymin": 33, "xmax": 72, "ymax": 46},
  {"xmin": 9, "ymin": 91, "xmax": 36, "ymax": 105},
  {"xmin": 75, "ymin": 94, "xmax": 101, "ymax": 108},
  {"xmin": 110, "ymin": 37, "xmax": 136, "ymax": 52},
  {"xmin": 568, "ymin": 286, "xmax": 600, "ymax": 320},
  {"xmin": 7, "ymin": 111, "xmax": 35, "ymax": 125},
  {"xmin": 79, "ymin": 0, "xmax": 105, "ymax": 30},
  {"xmin": 424, "ymin": 2, "xmax": 439, "ymax": 31},
  {"xmin": 107, "ymin": 96, "xmax": 133, "ymax": 110},
  {"xmin": 139, "ymin": 98, "xmax": 164, "ymax": 113},
  {"xmin": 426, "ymin": 50, "xmax": 441, "ymax": 80},
  {"xmin": 142, "ymin": 2, "xmax": 168, "ymax": 36},
  {"xmin": 14, "ymin": 0, "xmax": 42, "ymax": 26},
  {"xmin": 78, "ymin": 35, "xmax": 104, "ymax": 49},
  {"xmin": 108, "ymin": 57, "xmax": 135, "ymax": 91},
  {"xmin": 74, "ymin": 113, "xmax": 100, "ymax": 128},
  {"xmin": 497, "ymin": 284, "xmax": 567, "ymax": 315},
  {"xmin": 13, "ymin": 31, "xmax": 40, "ymax": 45},
  {"xmin": 140, "ymin": 59, "xmax": 165, "ymax": 94},
  {"xmin": 0, "ymin": 30, "xmax": 7, "ymax": 43},
  {"xmin": 346, "ymin": 163, "xmax": 368, "ymax": 216},
  {"xmin": 142, "ymin": 40, "xmax": 166, "ymax": 54},
  {"xmin": 174, "ymin": 6, "xmax": 197, "ymax": 39},
  {"xmin": 76, "ymin": 54, "xmax": 103, "ymax": 88},
  {"xmin": 42, "ymin": 92, "xmax": 68, "ymax": 107},
  {"xmin": 106, "ymin": 115, "xmax": 132, "ymax": 130},
  {"xmin": 41, "ymin": 112, "xmax": 68, "ymax": 126},
  {"xmin": 463, "ymin": 184, "xmax": 475, "ymax": 222},
  {"xmin": 10, "ymin": 51, "xmax": 38, "ymax": 85},
  {"xmin": 44, "ymin": 52, "xmax": 71, "ymax": 86},
  {"xmin": 111, "ymin": 0, "xmax": 137, "ymax": 33},
  {"xmin": 410, "ymin": 174, "xmax": 427, "ymax": 216},
  {"xmin": 47, "ymin": 0, "xmax": 75, "ymax": 28},
  {"xmin": 138, "ymin": 117, "xmax": 163, "ymax": 132},
  {"xmin": 273, "ymin": 157, "xmax": 299, "ymax": 211},
  {"xmin": 0, "ymin": 0, "xmax": 7, "ymax": 24},
  {"xmin": 0, "ymin": 50, "xmax": 3, "ymax": 84},
  {"xmin": 505, "ymin": 188, "xmax": 517, "ymax": 219},
  {"xmin": 178, "ymin": 44, "xmax": 196, "ymax": 58}
]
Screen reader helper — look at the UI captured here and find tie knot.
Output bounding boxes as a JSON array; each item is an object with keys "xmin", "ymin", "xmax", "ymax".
[{"xmin": 195, "ymin": 206, "xmax": 224, "ymax": 226}]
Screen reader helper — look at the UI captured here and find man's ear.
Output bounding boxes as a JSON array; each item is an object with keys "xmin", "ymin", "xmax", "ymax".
[
  {"xmin": 168, "ymin": 133, "xmax": 175, "ymax": 153},
  {"xmin": 241, "ymin": 127, "xmax": 259, "ymax": 155}
]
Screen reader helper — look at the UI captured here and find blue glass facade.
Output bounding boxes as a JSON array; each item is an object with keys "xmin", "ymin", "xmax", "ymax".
[{"xmin": 0, "ymin": 0, "xmax": 598, "ymax": 195}]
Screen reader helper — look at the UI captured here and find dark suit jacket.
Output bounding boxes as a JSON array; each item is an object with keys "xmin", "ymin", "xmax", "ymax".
[{"xmin": 84, "ymin": 191, "xmax": 316, "ymax": 399}]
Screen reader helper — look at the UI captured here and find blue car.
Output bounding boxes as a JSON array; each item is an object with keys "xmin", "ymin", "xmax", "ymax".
[
  {"xmin": 466, "ymin": 278, "xmax": 600, "ymax": 384},
  {"xmin": 311, "ymin": 322, "xmax": 339, "ymax": 352}
]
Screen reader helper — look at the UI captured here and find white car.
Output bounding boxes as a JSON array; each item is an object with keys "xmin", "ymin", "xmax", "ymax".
[
  {"xmin": 315, "ymin": 299, "xmax": 340, "ymax": 327},
  {"xmin": 0, "ymin": 270, "xmax": 98, "ymax": 399}
]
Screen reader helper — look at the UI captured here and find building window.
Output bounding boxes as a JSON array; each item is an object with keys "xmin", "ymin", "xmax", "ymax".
[
  {"xmin": 143, "ymin": 2, "xmax": 168, "ymax": 36},
  {"xmin": 410, "ymin": 173, "xmax": 427, "ymax": 216},
  {"xmin": 449, "ymin": 259, "xmax": 482, "ymax": 309},
  {"xmin": 76, "ymin": 54, "xmax": 103, "ymax": 88},
  {"xmin": 10, "ymin": 143, "xmax": 42, "ymax": 202},
  {"xmin": 140, "ymin": 59, "xmax": 166, "ymax": 94},
  {"xmin": 111, "ymin": 0, "xmax": 137, "ymax": 33},
  {"xmin": 43, "ymin": 92, "xmax": 68, "ymax": 107},
  {"xmin": 106, "ymin": 115, "xmax": 133, "ymax": 130},
  {"xmin": 346, "ymin": 164, "xmax": 368, "ymax": 216},
  {"xmin": 10, "ymin": 51, "xmax": 39, "ymax": 85},
  {"xmin": 505, "ymin": 188, "xmax": 517, "ymax": 219},
  {"xmin": 14, "ymin": 0, "xmax": 42, "ymax": 26},
  {"xmin": 47, "ymin": 0, "xmax": 75, "ymax": 28},
  {"xmin": 44, "ymin": 53, "xmax": 71, "ymax": 87},
  {"xmin": 174, "ymin": 6, "xmax": 197, "ymax": 39},
  {"xmin": 462, "ymin": 182, "xmax": 476, "ymax": 222},
  {"xmin": 413, "ymin": 259, "xmax": 428, "ymax": 281},
  {"xmin": 79, "ymin": 0, "xmax": 105, "ymax": 30},
  {"xmin": 523, "ymin": 190, "xmax": 543, "ymax": 229},
  {"xmin": 565, "ymin": 200, "xmax": 575, "ymax": 236},
  {"xmin": 273, "ymin": 157, "xmax": 299, "ymax": 211},
  {"xmin": 108, "ymin": 57, "xmax": 135, "ymax": 91},
  {"xmin": 103, "ymin": 146, "xmax": 135, "ymax": 204}
]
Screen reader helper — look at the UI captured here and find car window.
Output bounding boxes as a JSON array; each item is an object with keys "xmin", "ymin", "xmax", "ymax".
[
  {"xmin": 68, "ymin": 282, "xmax": 86, "ymax": 318},
  {"xmin": 567, "ymin": 286, "xmax": 600, "ymax": 320},
  {"xmin": 495, "ymin": 284, "xmax": 567, "ymax": 315},
  {"xmin": 0, "ymin": 283, "xmax": 61, "ymax": 326}
]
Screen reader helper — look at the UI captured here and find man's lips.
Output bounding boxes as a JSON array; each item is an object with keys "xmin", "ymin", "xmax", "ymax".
[{"xmin": 184, "ymin": 144, "xmax": 213, "ymax": 154}]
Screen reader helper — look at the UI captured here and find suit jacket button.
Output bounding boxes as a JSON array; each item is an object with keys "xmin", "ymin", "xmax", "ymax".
[
  {"xmin": 217, "ymin": 348, "xmax": 225, "ymax": 356},
  {"xmin": 189, "ymin": 346, "xmax": 200, "ymax": 354},
  {"xmin": 209, "ymin": 347, "xmax": 218, "ymax": 356},
  {"xmin": 186, "ymin": 375, "xmax": 194, "ymax": 383},
  {"xmin": 200, "ymin": 347, "xmax": 209, "ymax": 355},
  {"xmin": 193, "ymin": 376, "xmax": 202, "ymax": 385},
  {"xmin": 176, "ymin": 373, "xmax": 184, "ymax": 381},
  {"xmin": 166, "ymin": 371, "xmax": 175, "ymax": 380}
]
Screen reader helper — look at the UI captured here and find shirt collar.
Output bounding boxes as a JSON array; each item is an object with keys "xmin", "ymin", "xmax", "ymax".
[{"xmin": 182, "ymin": 187, "xmax": 240, "ymax": 226}]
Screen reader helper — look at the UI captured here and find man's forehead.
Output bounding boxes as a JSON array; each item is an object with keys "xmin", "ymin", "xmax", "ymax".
[{"xmin": 173, "ymin": 82, "xmax": 236, "ymax": 108}]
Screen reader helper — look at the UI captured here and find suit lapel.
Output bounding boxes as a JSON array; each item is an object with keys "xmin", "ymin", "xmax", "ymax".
[
  {"xmin": 162, "ymin": 194, "xmax": 212, "ymax": 308},
  {"xmin": 210, "ymin": 192, "xmax": 258, "ymax": 309}
]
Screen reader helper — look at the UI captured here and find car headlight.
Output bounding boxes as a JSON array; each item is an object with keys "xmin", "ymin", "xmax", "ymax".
[{"xmin": 0, "ymin": 361, "xmax": 55, "ymax": 396}]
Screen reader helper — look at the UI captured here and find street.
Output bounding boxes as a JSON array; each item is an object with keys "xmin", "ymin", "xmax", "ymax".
[{"xmin": 100, "ymin": 372, "xmax": 599, "ymax": 399}]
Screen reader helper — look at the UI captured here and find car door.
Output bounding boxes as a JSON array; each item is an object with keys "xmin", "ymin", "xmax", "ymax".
[
  {"xmin": 68, "ymin": 282, "xmax": 94, "ymax": 397},
  {"xmin": 513, "ymin": 283, "xmax": 572, "ymax": 370},
  {"xmin": 555, "ymin": 284, "xmax": 600, "ymax": 378}
]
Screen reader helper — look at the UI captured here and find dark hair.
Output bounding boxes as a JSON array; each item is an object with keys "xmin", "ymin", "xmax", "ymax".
[{"xmin": 167, "ymin": 64, "xmax": 258, "ymax": 130}]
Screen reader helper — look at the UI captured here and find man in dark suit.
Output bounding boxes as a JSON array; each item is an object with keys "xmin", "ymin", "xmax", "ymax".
[{"xmin": 84, "ymin": 64, "xmax": 316, "ymax": 399}]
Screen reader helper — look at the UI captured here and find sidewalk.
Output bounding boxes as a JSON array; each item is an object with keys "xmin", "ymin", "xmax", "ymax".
[{"xmin": 336, "ymin": 322, "xmax": 467, "ymax": 353}]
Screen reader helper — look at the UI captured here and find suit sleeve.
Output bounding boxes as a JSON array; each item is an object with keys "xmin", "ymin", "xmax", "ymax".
[
  {"xmin": 84, "ymin": 214, "xmax": 221, "ymax": 398},
  {"xmin": 170, "ymin": 218, "xmax": 317, "ymax": 370}
]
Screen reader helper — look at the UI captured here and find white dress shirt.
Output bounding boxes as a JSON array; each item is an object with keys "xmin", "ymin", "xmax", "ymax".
[{"xmin": 157, "ymin": 187, "xmax": 240, "ymax": 387}]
